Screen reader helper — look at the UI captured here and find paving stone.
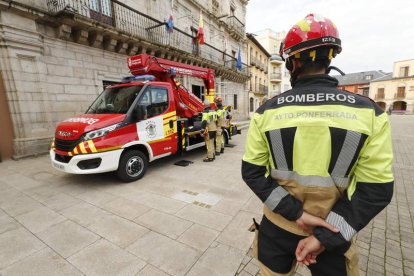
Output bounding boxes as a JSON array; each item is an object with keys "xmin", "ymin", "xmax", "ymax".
[
  {"xmin": 76, "ymin": 189, "xmax": 117, "ymax": 206},
  {"xmin": 0, "ymin": 188, "xmax": 22, "ymax": 207},
  {"xmin": 16, "ymin": 206, "xmax": 66, "ymax": 233},
  {"xmin": 216, "ymin": 211, "xmax": 258, "ymax": 252},
  {"xmin": 130, "ymin": 191, "xmax": 187, "ymax": 215},
  {"xmin": 176, "ymin": 204, "xmax": 232, "ymax": 231},
  {"xmin": 178, "ymin": 223, "xmax": 219, "ymax": 251},
  {"xmin": 186, "ymin": 243, "xmax": 245, "ymax": 276},
  {"xmin": 212, "ymin": 198, "xmax": 245, "ymax": 216},
  {"xmin": 0, "ymin": 227, "xmax": 45, "ymax": 268},
  {"xmin": 88, "ymin": 215, "xmax": 149, "ymax": 248},
  {"xmin": 136, "ymin": 209, "xmax": 192, "ymax": 239},
  {"xmin": 0, "ymin": 194, "xmax": 43, "ymax": 217},
  {"xmin": 244, "ymin": 261, "xmax": 260, "ymax": 275},
  {"xmin": 101, "ymin": 197, "xmax": 150, "ymax": 220},
  {"xmin": 69, "ymin": 239, "xmax": 145, "ymax": 276},
  {"xmin": 4, "ymin": 174, "xmax": 45, "ymax": 191},
  {"xmin": 60, "ymin": 201, "xmax": 112, "ymax": 227},
  {"xmin": 22, "ymin": 184, "xmax": 60, "ymax": 201},
  {"xmin": 40, "ymin": 192, "xmax": 81, "ymax": 211},
  {"xmin": 37, "ymin": 220, "xmax": 100, "ymax": 258},
  {"xmin": 127, "ymin": 231, "xmax": 200, "ymax": 276},
  {"xmin": 0, "ymin": 216, "xmax": 20, "ymax": 235},
  {"xmin": 0, "ymin": 248, "xmax": 82, "ymax": 276},
  {"xmin": 134, "ymin": 264, "xmax": 169, "ymax": 276}
]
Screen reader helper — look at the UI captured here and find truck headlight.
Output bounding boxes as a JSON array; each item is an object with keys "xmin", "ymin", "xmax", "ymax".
[{"xmin": 84, "ymin": 123, "xmax": 119, "ymax": 141}]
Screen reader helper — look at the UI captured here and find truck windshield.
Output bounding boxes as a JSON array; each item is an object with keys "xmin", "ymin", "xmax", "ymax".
[{"xmin": 86, "ymin": 85, "xmax": 142, "ymax": 114}]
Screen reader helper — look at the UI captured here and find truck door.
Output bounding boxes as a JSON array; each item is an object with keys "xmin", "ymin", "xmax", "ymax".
[{"xmin": 135, "ymin": 86, "xmax": 177, "ymax": 157}]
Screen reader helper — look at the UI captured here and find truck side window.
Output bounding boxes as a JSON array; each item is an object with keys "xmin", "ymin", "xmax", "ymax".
[{"xmin": 148, "ymin": 87, "xmax": 168, "ymax": 117}]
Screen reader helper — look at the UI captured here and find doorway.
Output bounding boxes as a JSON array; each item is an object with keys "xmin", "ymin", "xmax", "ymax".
[{"xmin": 0, "ymin": 72, "xmax": 14, "ymax": 161}]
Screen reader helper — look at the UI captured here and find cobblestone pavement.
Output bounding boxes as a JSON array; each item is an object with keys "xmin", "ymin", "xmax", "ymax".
[{"xmin": 236, "ymin": 115, "xmax": 414, "ymax": 276}]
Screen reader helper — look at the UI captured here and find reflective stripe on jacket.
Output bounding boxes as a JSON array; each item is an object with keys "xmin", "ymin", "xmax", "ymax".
[{"xmin": 201, "ymin": 109, "xmax": 218, "ymax": 132}]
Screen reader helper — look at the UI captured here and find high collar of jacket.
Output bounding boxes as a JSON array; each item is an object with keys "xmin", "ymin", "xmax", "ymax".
[{"xmin": 293, "ymin": 74, "xmax": 339, "ymax": 89}]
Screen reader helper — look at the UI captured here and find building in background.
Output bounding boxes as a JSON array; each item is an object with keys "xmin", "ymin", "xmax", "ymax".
[
  {"xmin": 246, "ymin": 33, "xmax": 269, "ymax": 116},
  {"xmin": 253, "ymin": 29, "xmax": 291, "ymax": 98},
  {"xmin": 334, "ymin": 70, "xmax": 388, "ymax": 96},
  {"xmin": 0, "ymin": 0, "xmax": 250, "ymax": 160},
  {"xmin": 369, "ymin": 59, "xmax": 414, "ymax": 114}
]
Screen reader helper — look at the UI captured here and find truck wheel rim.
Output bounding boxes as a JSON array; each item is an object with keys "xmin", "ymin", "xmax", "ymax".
[{"xmin": 126, "ymin": 156, "xmax": 144, "ymax": 177}]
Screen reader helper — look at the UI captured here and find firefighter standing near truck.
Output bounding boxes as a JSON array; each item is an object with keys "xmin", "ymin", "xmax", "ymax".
[
  {"xmin": 201, "ymin": 99, "xmax": 217, "ymax": 162},
  {"xmin": 242, "ymin": 14, "xmax": 394, "ymax": 275},
  {"xmin": 215, "ymin": 96, "xmax": 226, "ymax": 155}
]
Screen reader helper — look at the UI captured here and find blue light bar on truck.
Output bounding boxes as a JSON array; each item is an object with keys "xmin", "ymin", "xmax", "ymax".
[{"xmin": 121, "ymin": 75, "xmax": 156, "ymax": 83}]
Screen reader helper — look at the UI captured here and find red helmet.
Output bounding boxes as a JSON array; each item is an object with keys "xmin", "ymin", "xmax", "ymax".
[
  {"xmin": 280, "ymin": 14, "xmax": 342, "ymax": 61},
  {"xmin": 214, "ymin": 96, "xmax": 222, "ymax": 103}
]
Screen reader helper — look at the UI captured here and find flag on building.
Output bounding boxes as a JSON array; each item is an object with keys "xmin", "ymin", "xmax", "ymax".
[
  {"xmin": 197, "ymin": 11, "xmax": 204, "ymax": 44},
  {"xmin": 236, "ymin": 46, "xmax": 242, "ymax": 71},
  {"xmin": 166, "ymin": 15, "xmax": 174, "ymax": 33}
]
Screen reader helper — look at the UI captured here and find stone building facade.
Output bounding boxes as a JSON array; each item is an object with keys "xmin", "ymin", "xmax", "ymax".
[
  {"xmin": 0, "ymin": 0, "xmax": 249, "ymax": 160},
  {"xmin": 369, "ymin": 59, "xmax": 414, "ymax": 114},
  {"xmin": 254, "ymin": 29, "xmax": 291, "ymax": 98},
  {"xmin": 246, "ymin": 33, "xmax": 269, "ymax": 117}
]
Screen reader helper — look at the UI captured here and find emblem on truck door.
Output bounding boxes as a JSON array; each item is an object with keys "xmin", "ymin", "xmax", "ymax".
[{"xmin": 145, "ymin": 121, "xmax": 157, "ymax": 139}]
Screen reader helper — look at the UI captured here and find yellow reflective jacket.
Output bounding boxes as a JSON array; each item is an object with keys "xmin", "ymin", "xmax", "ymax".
[
  {"xmin": 242, "ymin": 75, "xmax": 394, "ymax": 251},
  {"xmin": 201, "ymin": 109, "xmax": 217, "ymax": 132}
]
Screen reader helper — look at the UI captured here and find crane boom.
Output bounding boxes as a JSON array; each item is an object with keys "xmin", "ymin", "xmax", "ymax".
[{"xmin": 127, "ymin": 54, "xmax": 215, "ymax": 118}]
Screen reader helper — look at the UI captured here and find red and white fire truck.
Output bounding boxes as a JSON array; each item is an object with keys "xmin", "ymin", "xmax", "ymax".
[{"xmin": 50, "ymin": 54, "xmax": 239, "ymax": 182}]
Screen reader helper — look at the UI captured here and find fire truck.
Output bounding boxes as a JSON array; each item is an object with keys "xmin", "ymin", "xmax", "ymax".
[{"xmin": 50, "ymin": 54, "xmax": 239, "ymax": 182}]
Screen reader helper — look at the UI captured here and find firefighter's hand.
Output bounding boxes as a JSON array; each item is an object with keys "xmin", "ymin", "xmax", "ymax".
[
  {"xmin": 296, "ymin": 212, "xmax": 339, "ymax": 234},
  {"xmin": 295, "ymin": 235, "xmax": 325, "ymax": 266}
]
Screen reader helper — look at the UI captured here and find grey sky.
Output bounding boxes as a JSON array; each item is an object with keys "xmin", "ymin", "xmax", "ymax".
[{"xmin": 246, "ymin": 0, "xmax": 414, "ymax": 74}]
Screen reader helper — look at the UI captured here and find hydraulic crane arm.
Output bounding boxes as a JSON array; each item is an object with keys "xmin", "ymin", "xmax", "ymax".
[{"xmin": 127, "ymin": 54, "xmax": 215, "ymax": 118}]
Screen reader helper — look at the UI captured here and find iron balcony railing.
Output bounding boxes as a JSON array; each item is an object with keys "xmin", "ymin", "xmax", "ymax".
[
  {"xmin": 46, "ymin": 0, "xmax": 249, "ymax": 76},
  {"xmin": 270, "ymin": 73, "xmax": 281, "ymax": 80},
  {"xmin": 226, "ymin": 16, "xmax": 245, "ymax": 38},
  {"xmin": 269, "ymin": 90, "xmax": 281, "ymax": 96}
]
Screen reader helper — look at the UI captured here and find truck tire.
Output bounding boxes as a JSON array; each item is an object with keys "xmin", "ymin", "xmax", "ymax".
[{"xmin": 117, "ymin": 150, "xmax": 148, "ymax": 182}]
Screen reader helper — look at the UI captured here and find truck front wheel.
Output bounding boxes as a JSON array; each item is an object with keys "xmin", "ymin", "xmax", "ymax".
[{"xmin": 117, "ymin": 150, "xmax": 148, "ymax": 182}]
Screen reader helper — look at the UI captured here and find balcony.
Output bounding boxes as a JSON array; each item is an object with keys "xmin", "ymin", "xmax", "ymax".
[
  {"xmin": 224, "ymin": 16, "xmax": 245, "ymax": 40},
  {"xmin": 270, "ymin": 54, "xmax": 283, "ymax": 64},
  {"xmin": 45, "ymin": 0, "xmax": 249, "ymax": 82},
  {"xmin": 394, "ymin": 92, "xmax": 406, "ymax": 99},
  {"xmin": 253, "ymin": 84, "xmax": 268, "ymax": 96},
  {"xmin": 250, "ymin": 56, "xmax": 256, "ymax": 66},
  {"xmin": 269, "ymin": 90, "xmax": 281, "ymax": 97},
  {"xmin": 270, "ymin": 73, "xmax": 282, "ymax": 81}
]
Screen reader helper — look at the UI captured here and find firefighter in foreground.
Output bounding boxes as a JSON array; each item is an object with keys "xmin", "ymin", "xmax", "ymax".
[
  {"xmin": 215, "ymin": 96, "xmax": 226, "ymax": 155},
  {"xmin": 242, "ymin": 14, "xmax": 394, "ymax": 275},
  {"xmin": 201, "ymin": 99, "xmax": 217, "ymax": 162}
]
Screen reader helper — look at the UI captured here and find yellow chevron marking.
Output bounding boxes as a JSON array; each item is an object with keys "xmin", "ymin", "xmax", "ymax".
[
  {"xmin": 68, "ymin": 152, "xmax": 73, "ymax": 156},
  {"xmin": 87, "ymin": 140, "xmax": 97, "ymax": 153},
  {"xmin": 74, "ymin": 148, "xmax": 79, "ymax": 155},
  {"xmin": 163, "ymin": 111, "xmax": 177, "ymax": 119},
  {"xmin": 79, "ymin": 142, "xmax": 87, "ymax": 154}
]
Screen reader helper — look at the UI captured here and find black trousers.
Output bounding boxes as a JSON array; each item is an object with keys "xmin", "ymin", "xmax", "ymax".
[{"xmin": 258, "ymin": 215, "xmax": 348, "ymax": 276}]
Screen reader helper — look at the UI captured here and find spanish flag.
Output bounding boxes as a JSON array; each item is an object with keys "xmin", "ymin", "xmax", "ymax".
[{"xmin": 197, "ymin": 10, "xmax": 204, "ymax": 45}]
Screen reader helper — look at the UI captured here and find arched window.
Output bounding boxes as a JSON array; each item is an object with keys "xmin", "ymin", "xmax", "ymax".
[{"xmin": 249, "ymin": 97, "xmax": 254, "ymax": 112}]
